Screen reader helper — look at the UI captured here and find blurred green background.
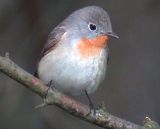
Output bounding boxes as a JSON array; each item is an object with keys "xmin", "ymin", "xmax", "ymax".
[{"xmin": 0, "ymin": 0, "xmax": 160, "ymax": 129}]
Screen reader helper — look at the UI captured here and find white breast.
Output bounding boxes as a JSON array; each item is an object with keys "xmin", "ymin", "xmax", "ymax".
[{"xmin": 38, "ymin": 45, "xmax": 108, "ymax": 95}]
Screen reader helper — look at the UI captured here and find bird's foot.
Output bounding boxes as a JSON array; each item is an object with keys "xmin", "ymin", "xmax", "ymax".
[
  {"xmin": 89, "ymin": 103, "xmax": 99, "ymax": 115},
  {"xmin": 45, "ymin": 80, "xmax": 54, "ymax": 97},
  {"xmin": 88, "ymin": 102, "xmax": 107, "ymax": 117},
  {"xmin": 35, "ymin": 80, "xmax": 54, "ymax": 109}
]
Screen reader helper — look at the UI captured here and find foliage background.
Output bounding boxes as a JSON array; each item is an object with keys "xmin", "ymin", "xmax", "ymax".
[{"xmin": 0, "ymin": 0, "xmax": 160, "ymax": 129}]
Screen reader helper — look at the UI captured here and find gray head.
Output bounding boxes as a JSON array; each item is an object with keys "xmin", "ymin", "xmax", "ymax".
[{"xmin": 62, "ymin": 6, "xmax": 118, "ymax": 39}]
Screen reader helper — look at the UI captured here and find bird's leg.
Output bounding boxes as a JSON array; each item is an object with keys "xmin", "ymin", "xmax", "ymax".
[{"xmin": 85, "ymin": 90, "xmax": 97, "ymax": 115}]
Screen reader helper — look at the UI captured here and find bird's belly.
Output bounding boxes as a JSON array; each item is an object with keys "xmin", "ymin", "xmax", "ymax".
[{"xmin": 38, "ymin": 50, "xmax": 107, "ymax": 95}]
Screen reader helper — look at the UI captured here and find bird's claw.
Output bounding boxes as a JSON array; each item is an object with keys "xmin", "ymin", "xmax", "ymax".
[{"xmin": 45, "ymin": 80, "xmax": 54, "ymax": 97}]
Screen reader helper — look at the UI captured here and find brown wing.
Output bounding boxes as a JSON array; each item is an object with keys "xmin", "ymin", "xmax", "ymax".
[
  {"xmin": 34, "ymin": 24, "xmax": 66, "ymax": 77},
  {"xmin": 41, "ymin": 24, "xmax": 66, "ymax": 57}
]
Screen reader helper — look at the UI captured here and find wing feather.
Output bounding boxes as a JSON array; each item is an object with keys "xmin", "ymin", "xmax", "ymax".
[
  {"xmin": 34, "ymin": 24, "xmax": 66, "ymax": 77},
  {"xmin": 41, "ymin": 24, "xmax": 66, "ymax": 56}
]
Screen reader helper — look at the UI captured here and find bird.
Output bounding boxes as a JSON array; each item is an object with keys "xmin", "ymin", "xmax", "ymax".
[{"xmin": 36, "ymin": 6, "xmax": 118, "ymax": 107}]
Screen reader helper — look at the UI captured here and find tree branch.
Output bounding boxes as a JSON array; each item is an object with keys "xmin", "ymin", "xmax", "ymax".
[{"xmin": 0, "ymin": 53, "xmax": 159, "ymax": 129}]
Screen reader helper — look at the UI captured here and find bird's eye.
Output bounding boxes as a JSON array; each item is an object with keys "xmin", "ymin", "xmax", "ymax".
[{"xmin": 88, "ymin": 23, "xmax": 97, "ymax": 31}]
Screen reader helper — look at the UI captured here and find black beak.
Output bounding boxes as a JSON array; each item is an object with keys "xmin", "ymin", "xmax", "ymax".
[{"xmin": 106, "ymin": 32, "xmax": 119, "ymax": 38}]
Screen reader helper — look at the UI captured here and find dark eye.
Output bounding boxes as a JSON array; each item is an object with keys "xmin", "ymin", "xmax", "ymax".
[{"xmin": 88, "ymin": 23, "xmax": 97, "ymax": 31}]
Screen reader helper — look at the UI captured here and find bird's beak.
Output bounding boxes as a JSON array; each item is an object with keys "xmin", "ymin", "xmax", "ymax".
[
  {"xmin": 100, "ymin": 31, "xmax": 119, "ymax": 39},
  {"xmin": 106, "ymin": 32, "xmax": 119, "ymax": 39}
]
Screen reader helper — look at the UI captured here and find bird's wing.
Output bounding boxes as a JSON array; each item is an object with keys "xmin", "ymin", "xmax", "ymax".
[
  {"xmin": 41, "ymin": 24, "xmax": 66, "ymax": 57},
  {"xmin": 34, "ymin": 24, "xmax": 66, "ymax": 77}
]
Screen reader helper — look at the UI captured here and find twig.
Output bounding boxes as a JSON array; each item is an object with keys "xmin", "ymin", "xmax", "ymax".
[{"xmin": 0, "ymin": 53, "xmax": 159, "ymax": 129}]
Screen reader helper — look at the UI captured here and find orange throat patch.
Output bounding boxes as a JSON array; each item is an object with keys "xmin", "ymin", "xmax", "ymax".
[{"xmin": 77, "ymin": 35, "xmax": 109, "ymax": 58}]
